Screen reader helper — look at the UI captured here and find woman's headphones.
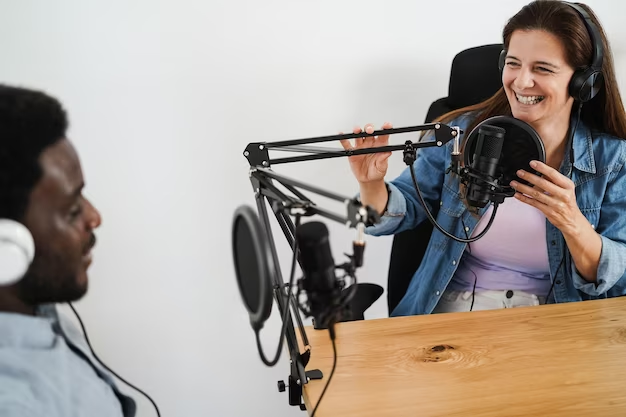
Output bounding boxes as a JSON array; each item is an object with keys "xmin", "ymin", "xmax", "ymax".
[
  {"xmin": 0, "ymin": 219, "xmax": 35, "ymax": 286},
  {"xmin": 498, "ymin": 1, "xmax": 605, "ymax": 103}
]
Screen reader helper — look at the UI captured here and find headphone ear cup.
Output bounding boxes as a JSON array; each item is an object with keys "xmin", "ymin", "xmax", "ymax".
[
  {"xmin": 0, "ymin": 219, "xmax": 35, "ymax": 286},
  {"xmin": 569, "ymin": 67, "xmax": 604, "ymax": 102},
  {"xmin": 498, "ymin": 49, "xmax": 506, "ymax": 71}
]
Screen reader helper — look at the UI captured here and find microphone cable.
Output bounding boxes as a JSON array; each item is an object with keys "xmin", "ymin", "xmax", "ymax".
[
  {"xmin": 256, "ymin": 214, "xmax": 302, "ymax": 367},
  {"xmin": 460, "ymin": 222, "xmax": 479, "ymax": 312},
  {"xmin": 408, "ymin": 159, "xmax": 499, "ymax": 243},
  {"xmin": 253, "ymin": 214, "xmax": 343, "ymax": 416},
  {"xmin": 310, "ymin": 324, "xmax": 337, "ymax": 417}
]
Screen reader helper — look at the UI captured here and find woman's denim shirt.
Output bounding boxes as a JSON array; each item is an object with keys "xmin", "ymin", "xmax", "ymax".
[{"xmin": 366, "ymin": 114, "xmax": 626, "ymax": 317}]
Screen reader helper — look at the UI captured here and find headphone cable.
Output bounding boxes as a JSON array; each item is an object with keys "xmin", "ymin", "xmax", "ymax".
[{"xmin": 68, "ymin": 302, "xmax": 162, "ymax": 417}]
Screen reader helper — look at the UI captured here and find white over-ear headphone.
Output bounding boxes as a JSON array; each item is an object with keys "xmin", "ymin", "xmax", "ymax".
[{"xmin": 0, "ymin": 219, "xmax": 35, "ymax": 286}]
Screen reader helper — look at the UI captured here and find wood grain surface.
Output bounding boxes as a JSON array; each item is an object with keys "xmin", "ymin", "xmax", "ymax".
[{"xmin": 299, "ymin": 297, "xmax": 626, "ymax": 416}]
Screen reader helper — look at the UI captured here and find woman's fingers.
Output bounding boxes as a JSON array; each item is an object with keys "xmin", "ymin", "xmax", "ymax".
[
  {"xmin": 341, "ymin": 122, "xmax": 393, "ymax": 150},
  {"xmin": 377, "ymin": 121, "xmax": 392, "ymax": 147},
  {"xmin": 339, "ymin": 131, "xmax": 351, "ymax": 151},
  {"xmin": 353, "ymin": 125, "xmax": 364, "ymax": 147}
]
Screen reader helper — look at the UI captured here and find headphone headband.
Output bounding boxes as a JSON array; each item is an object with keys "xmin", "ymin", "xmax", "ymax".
[
  {"xmin": 498, "ymin": 1, "xmax": 605, "ymax": 102},
  {"xmin": 564, "ymin": 2, "xmax": 604, "ymax": 70}
]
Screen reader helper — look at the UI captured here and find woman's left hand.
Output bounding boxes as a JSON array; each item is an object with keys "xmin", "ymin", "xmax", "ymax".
[{"xmin": 509, "ymin": 160, "xmax": 583, "ymax": 236}]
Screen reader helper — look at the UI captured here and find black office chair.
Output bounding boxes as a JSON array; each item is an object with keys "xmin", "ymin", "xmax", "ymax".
[{"xmin": 386, "ymin": 43, "xmax": 504, "ymax": 315}]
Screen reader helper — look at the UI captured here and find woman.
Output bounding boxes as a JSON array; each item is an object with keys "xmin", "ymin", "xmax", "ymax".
[{"xmin": 341, "ymin": 0, "xmax": 626, "ymax": 316}]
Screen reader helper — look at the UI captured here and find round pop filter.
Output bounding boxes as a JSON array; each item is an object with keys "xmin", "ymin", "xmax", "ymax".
[
  {"xmin": 463, "ymin": 115, "xmax": 546, "ymax": 189},
  {"xmin": 231, "ymin": 205, "xmax": 274, "ymax": 332}
]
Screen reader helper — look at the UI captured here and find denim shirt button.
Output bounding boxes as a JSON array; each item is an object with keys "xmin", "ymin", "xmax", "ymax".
[
  {"xmin": 436, "ymin": 291, "xmax": 440, "ymax": 296},
  {"xmin": 452, "ymin": 260, "xmax": 456, "ymax": 265},
  {"xmin": 551, "ymin": 240, "xmax": 556, "ymax": 246},
  {"xmin": 464, "ymin": 226, "xmax": 470, "ymax": 232}
]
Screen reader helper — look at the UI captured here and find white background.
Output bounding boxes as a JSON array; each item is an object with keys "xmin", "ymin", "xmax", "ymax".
[{"xmin": 1, "ymin": 1, "xmax": 625, "ymax": 416}]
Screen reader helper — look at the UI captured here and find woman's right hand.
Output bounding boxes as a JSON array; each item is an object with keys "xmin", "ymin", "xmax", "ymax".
[{"xmin": 340, "ymin": 122, "xmax": 393, "ymax": 184}]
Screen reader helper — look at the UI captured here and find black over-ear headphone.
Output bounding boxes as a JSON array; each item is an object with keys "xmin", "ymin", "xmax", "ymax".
[{"xmin": 498, "ymin": 1, "xmax": 604, "ymax": 103}]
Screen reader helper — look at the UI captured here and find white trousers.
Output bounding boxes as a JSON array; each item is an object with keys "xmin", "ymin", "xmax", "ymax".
[{"xmin": 432, "ymin": 289, "xmax": 546, "ymax": 314}]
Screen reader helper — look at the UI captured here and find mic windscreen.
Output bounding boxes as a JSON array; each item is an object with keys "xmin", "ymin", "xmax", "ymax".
[
  {"xmin": 473, "ymin": 125, "xmax": 505, "ymax": 161},
  {"xmin": 466, "ymin": 124, "xmax": 506, "ymax": 208},
  {"xmin": 296, "ymin": 222, "xmax": 335, "ymax": 293},
  {"xmin": 471, "ymin": 125, "xmax": 505, "ymax": 179}
]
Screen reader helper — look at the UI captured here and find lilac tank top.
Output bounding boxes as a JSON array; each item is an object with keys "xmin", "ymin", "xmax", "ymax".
[{"xmin": 448, "ymin": 196, "xmax": 552, "ymax": 296}]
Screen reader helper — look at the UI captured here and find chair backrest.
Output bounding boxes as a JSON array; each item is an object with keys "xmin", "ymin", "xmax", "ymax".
[{"xmin": 386, "ymin": 43, "xmax": 504, "ymax": 315}]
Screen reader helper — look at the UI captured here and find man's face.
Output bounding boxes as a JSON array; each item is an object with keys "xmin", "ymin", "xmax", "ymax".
[{"xmin": 18, "ymin": 139, "xmax": 101, "ymax": 305}]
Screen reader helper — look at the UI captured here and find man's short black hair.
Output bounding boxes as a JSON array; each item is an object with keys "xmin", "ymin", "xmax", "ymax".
[{"xmin": 0, "ymin": 84, "xmax": 68, "ymax": 221}]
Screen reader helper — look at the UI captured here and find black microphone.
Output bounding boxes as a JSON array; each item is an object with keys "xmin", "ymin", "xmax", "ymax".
[
  {"xmin": 465, "ymin": 124, "xmax": 506, "ymax": 208},
  {"xmin": 295, "ymin": 221, "xmax": 342, "ymax": 329}
]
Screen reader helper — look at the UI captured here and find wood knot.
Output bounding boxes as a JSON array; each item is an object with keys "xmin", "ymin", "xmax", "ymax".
[
  {"xmin": 431, "ymin": 344, "xmax": 455, "ymax": 352},
  {"xmin": 610, "ymin": 328, "xmax": 626, "ymax": 344},
  {"xmin": 414, "ymin": 344, "xmax": 457, "ymax": 363},
  {"xmin": 406, "ymin": 343, "xmax": 490, "ymax": 368}
]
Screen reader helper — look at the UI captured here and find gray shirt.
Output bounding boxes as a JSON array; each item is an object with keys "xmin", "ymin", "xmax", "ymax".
[{"xmin": 0, "ymin": 304, "xmax": 136, "ymax": 416}]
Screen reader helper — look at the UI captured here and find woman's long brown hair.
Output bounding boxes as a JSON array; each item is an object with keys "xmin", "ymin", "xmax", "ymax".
[{"xmin": 434, "ymin": 1, "xmax": 626, "ymax": 140}]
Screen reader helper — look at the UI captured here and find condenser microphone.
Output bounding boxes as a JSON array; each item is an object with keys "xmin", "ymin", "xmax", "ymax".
[
  {"xmin": 295, "ymin": 221, "xmax": 341, "ymax": 328},
  {"xmin": 466, "ymin": 124, "xmax": 506, "ymax": 208},
  {"xmin": 460, "ymin": 115, "xmax": 546, "ymax": 209}
]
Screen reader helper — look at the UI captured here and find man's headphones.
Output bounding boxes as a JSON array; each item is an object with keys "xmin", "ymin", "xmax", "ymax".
[
  {"xmin": 0, "ymin": 219, "xmax": 35, "ymax": 286},
  {"xmin": 498, "ymin": 1, "xmax": 604, "ymax": 103}
]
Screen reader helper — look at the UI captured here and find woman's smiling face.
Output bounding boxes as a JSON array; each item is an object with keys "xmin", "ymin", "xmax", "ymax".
[{"xmin": 502, "ymin": 29, "xmax": 576, "ymax": 129}]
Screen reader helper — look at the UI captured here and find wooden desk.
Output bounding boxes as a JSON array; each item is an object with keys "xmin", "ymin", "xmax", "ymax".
[{"xmin": 301, "ymin": 297, "xmax": 626, "ymax": 416}]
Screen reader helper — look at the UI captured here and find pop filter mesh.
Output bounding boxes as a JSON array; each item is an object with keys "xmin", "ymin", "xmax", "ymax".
[
  {"xmin": 465, "ymin": 116, "xmax": 545, "ymax": 187},
  {"xmin": 498, "ymin": 123, "xmax": 542, "ymax": 186},
  {"xmin": 233, "ymin": 212, "xmax": 261, "ymax": 314}
]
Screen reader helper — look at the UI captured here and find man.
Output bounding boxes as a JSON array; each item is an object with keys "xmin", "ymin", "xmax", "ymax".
[{"xmin": 0, "ymin": 84, "xmax": 136, "ymax": 416}]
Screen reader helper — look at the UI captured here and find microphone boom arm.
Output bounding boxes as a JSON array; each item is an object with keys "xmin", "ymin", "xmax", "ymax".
[
  {"xmin": 244, "ymin": 122, "xmax": 463, "ymax": 411},
  {"xmin": 244, "ymin": 122, "xmax": 461, "ymax": 167},
  {"xmin": 251, "ymin": 166, "xmax": 381, "ymax": 228}
]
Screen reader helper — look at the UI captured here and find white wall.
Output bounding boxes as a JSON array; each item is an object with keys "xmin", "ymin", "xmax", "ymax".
[{"xmin": 1, "ymin": 1, "xmax": 625, "ymax": 416}]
